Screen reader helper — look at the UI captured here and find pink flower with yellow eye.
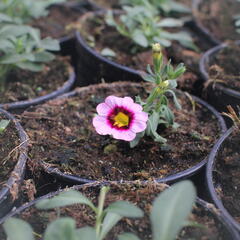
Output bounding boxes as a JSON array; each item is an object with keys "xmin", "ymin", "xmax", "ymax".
[{"xmin": 92, "ymin": 96, "xmax": 148, "ymax": 141}]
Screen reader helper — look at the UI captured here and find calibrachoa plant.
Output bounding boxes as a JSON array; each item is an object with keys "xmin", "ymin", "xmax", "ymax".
[{"xmin": 93, "ymin": 43, "xmax": 186, "ymax": 147}]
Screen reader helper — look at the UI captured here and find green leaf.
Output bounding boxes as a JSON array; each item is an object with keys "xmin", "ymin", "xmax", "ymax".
[
  {"xmin": 130, "ymin": 131, "xmax": 145, "ymax": 148},
  {"xmin": 36, "ymin": 190, "xmax": 95, "ymax": 210},
  {"xmin": 99, "ymin": 212, "xmax": 122, "ymax": 240},
  {"xmin": 0, "ymin": 119, "xmax": 10, "ymax": 133},
  {"xmin": 157, "ymin": 18, "xmax": 183, "ymax": 28},
  {"xmin": 34, "ymin": 51, "xmax": 55, "ymax": 62},
  {"xmin": 44, "ymin": 218, "xmax": 76, "ymax": 240},
  {"xmin": 105, "ymin": 201, "xmax": 144, "ymax": 218},
  {"xmin": 166, "ymin": 90, "xmax": 181, "ymax": 110},
  {"xmin": 40, "ymin": 38, "xmax": 60, "ymax": 51},
  {"xmin": 118, "ymin": 232, "xmax": 141, "ymax": 240},
  {"xmin": 16, "ymin": 62, "xmax": 44, "ymax": 72},
  {"xmin": 100, "ymin": 48, "xmax": 116, "ymax": 58},
  {"xmin": 132, "ymin": 29, "xmax": 148, "ymax": 47},
  {"xmin": 150, "ymin": 181, "xmax": 196, "ymax": 240},
  {"xmin": 75, "ymin": 227, "xmax": 97, "ymax": 240},
  {"xmin": 3, "ymin": 218, "xmax": 34, "ymax": 240}
]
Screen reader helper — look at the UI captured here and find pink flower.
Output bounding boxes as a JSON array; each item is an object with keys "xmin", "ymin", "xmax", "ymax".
[{"xmin": 92, "ymin": 96, "xmax": 148, "ymax": 141}]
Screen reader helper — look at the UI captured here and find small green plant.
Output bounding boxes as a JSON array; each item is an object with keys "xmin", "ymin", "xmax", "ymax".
[
  {"xmin": 105, "ymin": 4, "xmax": 195, "ymax": 49},
  {"xmin": 120, "ymin": 0, "xmax": 190, "ymax": 15},
  {"xmin": 0, "ymin": 119, "xmax": 10, "ymax": 133},
  {"xmin": 0, "ymin": 0, "xmax": 66, "ymax": 24},
  {"xmin": 0, "ymin": 23, "xmax": 59, "ymax": 91},
  {"xmin": 3, "ymin": 180, "xmax": 197, "ymax": 240}
]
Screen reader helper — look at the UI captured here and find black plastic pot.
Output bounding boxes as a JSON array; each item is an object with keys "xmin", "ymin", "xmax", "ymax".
[
  {"xmin": 0, "ymin": 108, "xmax": 29, "ymax": 218},
  {"xmin": 35, "ymin": 81, "xmax": 227, "ymax": 185},
  {"xmin": 206, "ymin": 127, "xmax": 240, "ymax": 233},
  {"xmin": 0, "ymin": 181, "xmax": 239, "ymax": 239},
  {"xmin": 0, "ymin": 71, "xmax": 75, "ymax": 111},
  {"xmin": 75, "ymin": 12, "xmax": 143, "ymax": 86},
  {"xmin": 199, "ymin": 42, "xmax": 240, "ymax": 117}
]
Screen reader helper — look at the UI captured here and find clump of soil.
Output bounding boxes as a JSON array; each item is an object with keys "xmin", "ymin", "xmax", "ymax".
[
  {"xmin": 207, "ymin": 43, "xmax": 240, "ymax": 91},
  {"xmin": 194, "ymin": 0, "xmax": 240, "ymax": 41},
  {"xmin": 31, "ymin": 3, "xmax": 90, "ymax": 39},
  {"xmin": 22, "ymin": 82, "xmax": 221, "ymax": 182},
  {"xmin": 0, "ymin": 117, "xmax": 20, "ymax": 189},
  {"xmin": 0, "ymin": 182, "xmax": 230, "ymax": 239},
  {"xmin": 0, "ymin": 56, "xmax": 71, "ymax": 104},
  {"xmin": 213, "ymin": 128, "xmax": 240, "ymax": 224}
]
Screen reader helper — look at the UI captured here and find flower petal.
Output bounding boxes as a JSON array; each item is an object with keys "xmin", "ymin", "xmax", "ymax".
[
  {"xmin": 134, "ymin": 112, "xmax": 148, "ymax": 122},
  {"xmin": 122, "ymin": 97, "xmax": 142, "ymax": 112},
  {"xmin": 96, "ymin": 103, "xmax": 111, "ymax": 116},
  {"xmin": 131, "ymin": 120, "xmax": 147, "ymax": 133},
  {"xmin": 92, "ymin": 116, "xmax": 112, "ymax": 135},
  {"xmin": 112, "ymin": 129, "xmax": 136, "ymax": 141},
  {"xmin": 105, "ymin": 96, "xmax": 122, "ymax": 108}
]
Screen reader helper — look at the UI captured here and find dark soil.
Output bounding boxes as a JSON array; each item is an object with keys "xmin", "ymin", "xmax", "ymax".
[
  {"xmin": 213, "ymin": 128, "xmax": 240, "ymax": 224},
  {"xmin": 0, "ymin": 183, "xmax": 229, "ymax": 239},
  {"xmin": 22, "ymin": 82, "xmax": 221, "ymax": 182},
  {"xmin": 0, "ymin": 56, "xmax": 71, "ymax": 104},
  {"xmin": 0, "ymin": 117, "xmax": 20, "ymax": 189},
  {"xmin": 207, "ymin": 43, "xmax": 240, "ymax": 91},
  {"xmin": 31, "ymin": 3, "xmax": 89, "ymax": 39},
  {"xmin": 194, "ymin": 0, "xmax": 240, "ymax": 41}
]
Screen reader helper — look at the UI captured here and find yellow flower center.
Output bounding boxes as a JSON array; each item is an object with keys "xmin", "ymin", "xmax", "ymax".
[{"xmin": 113, "ymin": 112, "xmax": 129, "ymax": 128}]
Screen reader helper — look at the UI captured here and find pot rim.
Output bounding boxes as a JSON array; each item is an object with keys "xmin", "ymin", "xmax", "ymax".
[
  {"xmin": 206, "ymin": 127, "xmax": 240, "ymax": 232},
  {"xmin": 199, "ymin": 40, "xmax": 240, "ymax": 99},
  {"xmin": 38, "ymin": 81, "xmax": 226, "ymax": 184},
  {"xmin": 0, "ymin": 108, "xmax": 29, "ymax": 209},
  {"xmin": 0, "ymin": 181, "xmax": 239, "ymax": 239}
]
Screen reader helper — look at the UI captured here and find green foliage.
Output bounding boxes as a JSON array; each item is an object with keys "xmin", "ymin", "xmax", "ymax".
[
  {"xmin": 0, "ymin": 22, "xmax": 59, "ymax": 90},
  {"xmin": 3, "ymin": 181, "xmax": 197, "ymax": 240},
  {"xmin": 0, "ymin": 119, "xmax": 10, "ymax": 133},
  {"xmin": 105, "ymin": 1, "xmax": 195, "ymax": 49},
  {"xmin": 0, "ymin": 0, "xmax": 66, "ymax": 24},
  {"xmin": 130, "ymin": 43, "xmax": 185, "ymax": 147}
]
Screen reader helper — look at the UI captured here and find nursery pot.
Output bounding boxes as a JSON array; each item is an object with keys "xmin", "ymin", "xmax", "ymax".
[
  {"xmin": 22, "ymin": 81, "xmax": 226, "ymax": 185},
  {"xmin": 206, "ymin": 127, "xmax": 240, "ymax": 233},
  {"xmin": 0, "ymin": 108, "xmax": 29, "ymax": 218},
  {"xmin": 0, "ymin": 181, "xmax": 239, "ymax": 239},
  {"xmin": 0, "ymin": 66, "xmax": 75, "ymax": 111},
  {"xmin": 192, "ymin": 0, "xmax": 240, "ymax": 45},
  {"xmin": 199, "ymin": 41, "xmax": 240, "ymax": 118}
]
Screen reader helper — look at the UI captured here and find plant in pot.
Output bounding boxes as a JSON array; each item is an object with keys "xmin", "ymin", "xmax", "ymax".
[
  {"xmin": 1, "ymin": 180, "xmax": 238, "ymax": 239},
  {"xmin": 207, "ymin": 105, "xmax": 240, "ymax": 233},
  {"xmin": 192, "ymin": 0, "xmax": 240, "ymax": 45},
  {"xmin": 0, "ymin": 20, "xmax": 75, "ymax": 110},
  {"xmin": 0, "ymin": 108, "xmax": 29, "ymax": 218},
  {"xmin": 21, "ymin": 44, "xmax": 226, "ymax": 185},
  {"xmin": 200, "ymin": 41, "xmax": 240, "ymax": 122},
  {"xmin": 75, "ymin": 0, "xmax": 212, "ymax": 93}
]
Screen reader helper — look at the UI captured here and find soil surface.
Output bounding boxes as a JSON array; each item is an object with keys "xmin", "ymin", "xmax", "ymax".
[
  {"xmin": 0, "ymin": 117, "xmax": 20, "ymax": 189},
  {"xmin": 213, "ymin": 128, "xmax": 240, "ymax": 224},
  {"xmin": 0, "ymin": 56, "xmax": 71, "ymax": 104},
  {"xmin": 207, "ymin": 43, "xmax": 240, "ymax": 91},
  {"xmin": 31, "ymin": 3, "xmax": 90, "ymax": 39},
  {"xmin": 22, "ymin": 82, "xmax": 221, "ymax": 182},
  {"xmin": 194, "ymin": 0, "xmax": 240, "ymax": 41},
  {"xmin": 0, "ymin": 183, "xmax": 230, "ymax": 239}
]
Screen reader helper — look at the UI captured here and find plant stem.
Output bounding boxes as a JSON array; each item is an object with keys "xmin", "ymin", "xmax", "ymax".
[
  {"xmin": 95, "ymin": 186, "xmax": 110, "ymax": 238},
  {"xmin": 0, "ymin": 65, "xmax": 11, "ymax": 92}
]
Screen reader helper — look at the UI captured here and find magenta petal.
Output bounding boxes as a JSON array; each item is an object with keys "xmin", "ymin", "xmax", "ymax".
[
  {"xmin": 92, "ymin": 116, "xmax": 112, "ymax": 135},
  {"xmin": 105, "ymin": 96, "xmax": 122, "ymax": 108},
  {"xmin": 96, "ymin": 103, "xmax": 111, "ymax": 116},
  {"xmin": 112, "ymin": 129, "xmax": 136, "ymax": 141}
]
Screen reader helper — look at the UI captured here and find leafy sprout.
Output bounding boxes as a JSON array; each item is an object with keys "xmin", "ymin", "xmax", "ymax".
[
  {"xmin": 105, "ymin": 3, "xmax": 196, "ymax": 50},
  {"xmin": 222, "ymin": 105, "xmax": 240, "ymax": 130},
  {"xmin": 0, "ymin": 119, "xmax": 10, "ymax": 134},
  {"xmin": 0, "ymin": 0, "xmax": 66, "ymax": 24},
  {"xmin": 3, "ymin": 180, "xmax": 198, "ymax": 240}
]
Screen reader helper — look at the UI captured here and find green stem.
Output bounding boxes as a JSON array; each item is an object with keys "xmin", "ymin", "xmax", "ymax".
[
  {"xmin": 95, "ymin": 186, "xmax": 110, "ymax": 238},
  {"xmin": 0, "ymin": 65, "xmax": 11, "ymax": 92}
]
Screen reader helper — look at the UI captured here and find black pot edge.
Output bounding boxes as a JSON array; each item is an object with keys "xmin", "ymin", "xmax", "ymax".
[
  {"xmin": 199, "ymin": 41, "xmax": 240, "ymax": 99},
  {"xmin": 0, "ymin": 109, "xmax": 29, "ymax": 218},
  {"xmin": 191, "ymin": 0, "xmax": 221, "ymax": 46},
  {"xmin": 206, "ymin": 127, "xmax": 240, "ymax": 232},
  {"xmin": 0, "ymin": 71, "xmax": 76, "ymax": 111},
  {"xmin": 37, "ymin": 81, "xmax": 226, "ymax": 185},
  {"xmin": 0, "ymin": 181, "xmax": 239, "ymax": 239}
]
